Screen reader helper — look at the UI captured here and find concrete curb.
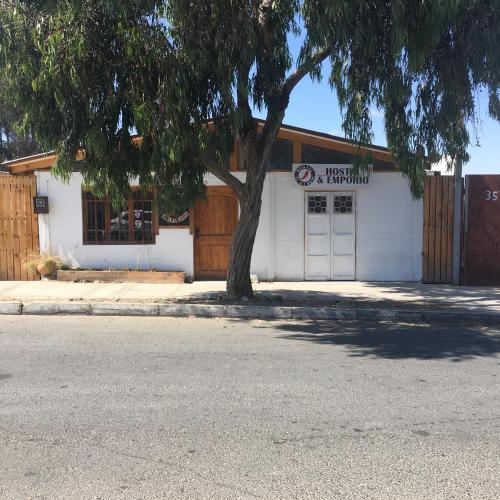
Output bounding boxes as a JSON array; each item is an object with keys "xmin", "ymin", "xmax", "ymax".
[
  {"xmin": 92, "ymin": 303, "xmax": 159, "ymax": 316},
  {"xmin": 159, "ymin": 303, "xmax": 227, "ymax": 318},
  {"xmin": 0, "ymin": 301, "xmax": 22, "ymax": 315},
  {"xmin": 22, "ymin": 302, "xmax": 92, "ymax": 315},
  {"xmin": 0, "ymin": 300, "xmax": 498, "ymax": 325},
  {"xmin": 225, "ymin": 305, "xmax": 293, "ymax": 319}
]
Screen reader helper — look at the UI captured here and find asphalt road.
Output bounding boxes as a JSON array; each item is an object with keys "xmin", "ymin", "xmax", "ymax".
[{"xmin": 0, "ymin": 316, "xmax": 499, "ymax": 500}]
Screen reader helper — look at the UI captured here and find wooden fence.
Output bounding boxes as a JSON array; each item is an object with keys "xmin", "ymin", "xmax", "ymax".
[
  {"xmin": 0, "ymin": 175, "xmax": 40, "ymax": 280},
  {"xmin": 422, "ymin": 175, "xmax": 456, "ymax": 284}
]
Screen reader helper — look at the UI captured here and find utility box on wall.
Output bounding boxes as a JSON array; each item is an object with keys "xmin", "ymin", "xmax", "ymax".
[{"xmin": 33, "ymin": 196, "xmax": 49, "ymax": 214}]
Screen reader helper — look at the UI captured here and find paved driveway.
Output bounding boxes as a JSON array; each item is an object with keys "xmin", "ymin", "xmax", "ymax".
[{"xmin": 1, "ymin": 316, "xmax": 499, "ymax": 499}]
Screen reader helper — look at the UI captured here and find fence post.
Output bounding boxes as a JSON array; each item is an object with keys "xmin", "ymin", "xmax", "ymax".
[{"xmin": 452, "ymin": 160, "xmax": 463, "ymax": 285}]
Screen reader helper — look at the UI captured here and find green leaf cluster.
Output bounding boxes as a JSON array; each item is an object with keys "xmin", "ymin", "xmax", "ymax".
[
  {"xmin": 0, "ymin": 72, "xmax": 39, "ymax": 161},
  {"xmin": 0, "ymin": 0, "xmax": 498, "ymax": 205}
]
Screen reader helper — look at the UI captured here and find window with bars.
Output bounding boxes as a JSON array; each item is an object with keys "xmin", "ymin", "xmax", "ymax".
[
  {"xmin": 308, "ymin": 194, "xmax": 328, "ymax": 214},
  {"xmin": 82, "ymin": 190, "xmax": 156, "ymax": 244},
  {"xmin": 333, "ymin": 194, "xmax": 353, "ymax": 214}
]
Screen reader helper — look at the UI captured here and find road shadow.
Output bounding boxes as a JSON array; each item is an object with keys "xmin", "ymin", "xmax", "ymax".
[{"xmin": 269, "ymin": 321, "xmax": 500, "ymax": 361}]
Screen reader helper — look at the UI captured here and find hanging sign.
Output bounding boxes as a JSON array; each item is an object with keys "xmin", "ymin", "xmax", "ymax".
[
  {"xmin": 159, "ymin": 210, "xmax": 190, "ymax": 227},
  {"xmin": 292, "ymin": 164, "xmax": 371, "ymax": 188}
]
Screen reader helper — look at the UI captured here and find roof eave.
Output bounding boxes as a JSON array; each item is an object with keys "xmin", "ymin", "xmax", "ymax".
[{"xmin": 2, "ymin": 122, "xmax": 396, "ymax": 174}]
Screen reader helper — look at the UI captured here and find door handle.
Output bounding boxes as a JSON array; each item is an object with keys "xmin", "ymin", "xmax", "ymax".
[{"xmin": 195, "ymin": 227, "xmax": 200, "ymax": 238}]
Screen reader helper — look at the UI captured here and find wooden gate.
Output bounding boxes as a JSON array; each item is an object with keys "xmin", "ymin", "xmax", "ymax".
[
  {"xmin": 0, "ymin": 175, "xmax": 40, "ymax": 280},
  {"xmin": 422, "ymin": 175, "xmax": 457, "ymax": 284},
  {"xmin": 463, "ymin": 175, "xmax": 500, "ymax": 285}
]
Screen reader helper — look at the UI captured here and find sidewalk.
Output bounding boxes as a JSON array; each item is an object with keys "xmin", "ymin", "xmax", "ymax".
[{"xmin": 0, "ymin": 280, "xmax": 499, "ymax": 322}]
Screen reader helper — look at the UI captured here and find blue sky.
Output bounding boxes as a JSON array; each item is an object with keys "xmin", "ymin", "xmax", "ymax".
[
  {"xmin": 253, "ymin": 34, "xmax": 499, "ymax": 176},
  {"xmin": 254, "ymin": 75, "xmax": 499, "ymax": 176}
]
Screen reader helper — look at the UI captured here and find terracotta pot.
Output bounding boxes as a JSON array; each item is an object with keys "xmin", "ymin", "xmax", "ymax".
[{"xmin": 36, "ymin": 261, "xmax": 55, "ymax": 277}]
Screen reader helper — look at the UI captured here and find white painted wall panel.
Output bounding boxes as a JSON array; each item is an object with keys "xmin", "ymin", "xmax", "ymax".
[
  {"xmin": 355, "ymin": 173, "xmax": 422, "ymax": 281},
  {"xmin": 273, "ymin": 173, "xmax": 306, "ymax": 280}
]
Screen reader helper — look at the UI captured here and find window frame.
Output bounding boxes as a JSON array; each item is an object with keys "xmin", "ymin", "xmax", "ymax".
[{"xmin": 82, "ymin": 187, "xmax": 158, "ymax": 245}]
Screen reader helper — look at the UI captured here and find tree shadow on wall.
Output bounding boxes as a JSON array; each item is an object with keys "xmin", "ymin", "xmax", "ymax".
[{"xmin": 270, "ymin": 321, "xmax": 500, "ymax": 361}]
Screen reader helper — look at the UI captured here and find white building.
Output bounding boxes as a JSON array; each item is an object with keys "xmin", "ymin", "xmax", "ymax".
[{"xmin": 4, "ymin": 122, "xmax": 423, "ymax": 282}]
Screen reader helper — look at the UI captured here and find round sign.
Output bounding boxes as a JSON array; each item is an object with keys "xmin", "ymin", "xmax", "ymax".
[{"xmin": 294, "ymin": 164, "xmax": 316, "ymax": 186}]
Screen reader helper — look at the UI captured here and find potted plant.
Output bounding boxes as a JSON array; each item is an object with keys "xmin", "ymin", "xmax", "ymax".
[{"xmin": 24, "ymin": 253, "xmax": 66, "ymax": 279}]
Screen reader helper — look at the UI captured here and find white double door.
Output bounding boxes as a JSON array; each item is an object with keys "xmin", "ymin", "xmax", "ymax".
[{"xmin": 305, "ymin": 192, "xmax": 356, "ymax": 280}]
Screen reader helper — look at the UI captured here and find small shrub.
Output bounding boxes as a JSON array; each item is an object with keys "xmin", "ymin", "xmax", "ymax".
[{"xmin": 24, "ymin": 253, "xmax": 66, "ymax": 277}]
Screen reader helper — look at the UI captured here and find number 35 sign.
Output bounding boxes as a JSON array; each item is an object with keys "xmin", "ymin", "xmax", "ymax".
[{"xmin": 486, "ymin": 190, "xmax": 498, "ymax": 201}]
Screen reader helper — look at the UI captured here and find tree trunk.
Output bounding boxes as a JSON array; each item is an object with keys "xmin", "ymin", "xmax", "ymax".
[
  {"xmin": 226, "ymin": 181, "xmax": 264, "ymax": 299},
  {"xmin": 220, "ymin": 113, "xmax": 283, "ymax": 299}
]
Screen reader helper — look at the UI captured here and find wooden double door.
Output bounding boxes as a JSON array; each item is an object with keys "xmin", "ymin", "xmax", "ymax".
[{"xmin": 194, "ymin": 186, "xmax": 239, "ymax": 280}]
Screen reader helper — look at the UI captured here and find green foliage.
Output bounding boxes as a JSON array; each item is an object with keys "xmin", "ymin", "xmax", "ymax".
[
  {"xmin": 24, "ymin": 252, "xmax": 65, "ymax": 276},
  {"xmin": 0, "ymin": 0, "xmax": 498, "ymax": 204},
  {"xmin": 306, "ymin": 0, "xmax": 499, "ymax": 196},
  {"xmin": 0, "ymin": 74, "xmax": 39, "ymax": 162}
]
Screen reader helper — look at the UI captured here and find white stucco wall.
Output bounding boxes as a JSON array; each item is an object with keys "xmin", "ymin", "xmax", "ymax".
[
  {"xmin": 36, "ymin": 172, "xmax": 194, "ymax": 278},
  {"xmin": 36, "ymin": 169, "xmax": 422, "ymax": 282},
  {"xmin": 355, "ymin": 173, "xmax": 423, "ymax": 281},
  {"xmin": 258, "ymin": 171, "xmax": 422, "ymax": 281}
]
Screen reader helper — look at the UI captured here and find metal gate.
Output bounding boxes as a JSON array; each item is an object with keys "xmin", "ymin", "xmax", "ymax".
[
  {"xmin": 463, "ymin": 175, "xmax": 500, "ymax": 285},
  {"xmin": 0, "ymin": 175, "xmax": 40, "ymax": 280}
]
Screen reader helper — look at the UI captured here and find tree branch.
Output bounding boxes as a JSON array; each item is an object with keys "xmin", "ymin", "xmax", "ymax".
[
  {"xmin": 200, "ymin": 150, "xmax": 244, "ymax": 199},
  {"xmin": 258, "ymin": 47, "xmax": 332, "ymax": 160},
  {"xmin": 281, "ymin": 47, "xmax": 332, "ymax": 99}
]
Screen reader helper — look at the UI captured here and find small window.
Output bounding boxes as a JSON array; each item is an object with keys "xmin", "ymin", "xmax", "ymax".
[
  {"xmin": 302, "ymin": 142, "xmax": 395, "ymax": 170},
  {"xmin": 266, "ymin": 138, "xmax": 293, "ymax": 170},
  {"xmin": 333, "ymin": 195, "xmax": 353, "ymax": 214},
  {"xmin": 302, "ymin": 143, "xmax": 354, "ymax": 164},
  {"xmin": 82, "ymin": 190, "xmax": 155, "ymax": 245},
  {"xmin": 238, "ymin": 137, "xmax": 294, "ymax": 170},
  {"xmin": 308, "ymin": 194, "xmax": 328, "ymax": 214}
]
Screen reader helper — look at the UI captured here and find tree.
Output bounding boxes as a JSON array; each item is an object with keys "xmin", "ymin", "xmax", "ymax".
[
  {"xmin": 0, "ymin": 75, "xmax": 38, "ymax": 162},
  {"xmin": 0, "ymin": 1, "xmax": 498, "ymax": 297}
]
